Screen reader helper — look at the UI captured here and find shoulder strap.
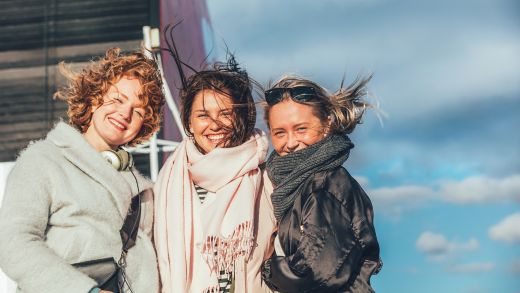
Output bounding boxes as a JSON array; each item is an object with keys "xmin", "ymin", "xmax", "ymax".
[{"xmin": 119, "ymin": 191, "xmax": 142, "ymax": 252}]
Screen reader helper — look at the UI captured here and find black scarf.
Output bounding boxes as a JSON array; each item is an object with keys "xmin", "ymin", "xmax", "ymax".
[{"xmin": 266, "ymin": 134, "xmax": 354, "ymax": 222}]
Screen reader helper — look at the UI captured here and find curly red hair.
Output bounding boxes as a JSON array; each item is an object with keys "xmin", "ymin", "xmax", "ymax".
[{"xmin": 54, "ymin": 47, "xmax": 165, "ymax": 146}]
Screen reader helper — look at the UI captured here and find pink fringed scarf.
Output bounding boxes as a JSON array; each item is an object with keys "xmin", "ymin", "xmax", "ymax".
[{"xmin": 154, "ymin": 130, "xmax": 268, "ymax": 293}]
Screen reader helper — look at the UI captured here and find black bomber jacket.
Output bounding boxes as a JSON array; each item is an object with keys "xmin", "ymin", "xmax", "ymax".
[{"xmin": 263, "ymin": 166, "xmax": 382, "ymax": 293}]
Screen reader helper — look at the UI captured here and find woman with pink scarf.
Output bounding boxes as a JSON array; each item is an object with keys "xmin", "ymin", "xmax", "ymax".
[{"xmin": 153, "ymin": 43, "xmax": 276, "ymax": 292}]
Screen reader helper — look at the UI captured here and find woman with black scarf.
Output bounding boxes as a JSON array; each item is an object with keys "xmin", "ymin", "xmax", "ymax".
[{"xmin": 261, "ymin": 75, "xmax": 382, "ymax": 293}]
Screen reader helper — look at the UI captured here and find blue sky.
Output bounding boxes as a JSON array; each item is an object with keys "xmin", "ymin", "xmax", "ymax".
[{"xmin": 206, "ymin": 0, "xmax": 520, "ymax": 292}]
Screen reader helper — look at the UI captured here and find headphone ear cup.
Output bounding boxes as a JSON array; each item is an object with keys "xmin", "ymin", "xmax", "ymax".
[
  {"xmin": 101, "ymin": 149, "xmax": 134, "ymax": 171},
  {"xmin": 101, "ymin": 150, "xmax": 122, "ymax": 171},
  {"xmin": 116, "ymin": 148, "xmax": 134, "ymax": 171},
  {"xmin": 127, "ymin": 150, "xmax": 134, "ymax": 170}
]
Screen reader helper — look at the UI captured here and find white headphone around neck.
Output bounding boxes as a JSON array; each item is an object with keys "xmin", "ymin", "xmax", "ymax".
[{"xmin": 101, "ymin": 148, "xmax": 134, "ymax": 171}]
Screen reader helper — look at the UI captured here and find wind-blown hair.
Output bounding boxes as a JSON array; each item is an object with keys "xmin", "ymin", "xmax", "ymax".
[
  {"xmin": 54, "ymin": 47, "xmax": 165, "ymax": 146},
  {"xmin": 263, "ymin": 75, "xmax": 372, "ymax": 135},
  {"xmin": 163, "ymin": 24, "xmax": 258, "ymax": 148}
]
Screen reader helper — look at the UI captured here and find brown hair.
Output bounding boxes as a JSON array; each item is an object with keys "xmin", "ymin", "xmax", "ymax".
[
  {"xmin": 179, "ymin": 59, "xmax": 258, "ymax": 149},
  {"xmin": 54, "ymin": 47, "xmax": 165, "ymax": 146},
  {"xmin": 263, "ymin": 75, "xmax": 372, "ymax": 135},
  {"xmin": 163, "ymin": 23, "xmax": 259, "ymax": 149}
]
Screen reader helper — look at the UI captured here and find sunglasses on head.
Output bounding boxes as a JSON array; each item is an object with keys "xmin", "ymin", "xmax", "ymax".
[{"xmin": 265, "ymin": 86, "xmax": 318, "ymax": 105}]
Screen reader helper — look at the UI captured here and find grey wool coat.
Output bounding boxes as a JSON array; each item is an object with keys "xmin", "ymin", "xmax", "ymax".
[{"xmin": 0, "ymin": 122, "xmax": 159, "ymax": 293}]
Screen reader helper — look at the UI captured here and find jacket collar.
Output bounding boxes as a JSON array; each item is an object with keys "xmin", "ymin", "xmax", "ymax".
[{"xmin": 46, "ymin": 121, "xmax": 152, "ymax": 217}]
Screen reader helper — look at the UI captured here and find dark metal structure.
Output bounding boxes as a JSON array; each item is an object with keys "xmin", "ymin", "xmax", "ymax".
[{"xmin": 0, "ymin": 0, "xmax": 157, "ymax": 172}]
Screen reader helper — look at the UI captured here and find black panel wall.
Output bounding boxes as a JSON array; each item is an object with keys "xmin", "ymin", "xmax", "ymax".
[{"xmin": 0, "ymin": 0, "xmax": 156, "ymax": 176}]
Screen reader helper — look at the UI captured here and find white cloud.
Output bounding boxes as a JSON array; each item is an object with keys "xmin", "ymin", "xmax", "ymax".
[
  {"xmin": 416, "ymin": 231, "xmax": 452, "ymax": 255},
  {"xmin": 489, "ymin": 213, "xmax": 520, "ymax": 245},
  {"xmin": 209, "ymin": 0, "xmax": 520, "ymax": 121},
  {"xmin": 440, "ymin": 175, "xmax": 520, "ymax": 204},
  {"xmin": 415, "ymin": 233, "xmax": 496, "ymax": 277},
  {"xmin": 366, "ymin": 184, "xmax": 435, "ymax": 219},
  {"xmin": 371, "ymin": 185, "xmax": 435, "ymax": 203},
  {"xmin": 416, "ymin": 231, "xmax": 479, "ymax": 261},
  {"xmin": 446, "ymin": 262, "xmax": 495, "ymax": 273},
  {"xmin": 361, "ymin": 174, "xmax": 520, "ymax": 218},
  {"xmin": 358, "ymin": 174, "xmax": 437, "ymax": 218}
]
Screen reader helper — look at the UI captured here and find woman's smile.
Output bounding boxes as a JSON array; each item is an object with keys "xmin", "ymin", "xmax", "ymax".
[
  {"xmin": 206, "ymin": 133, "xmax": 226, "ymax": 144},
  {"xmin": 107, "ymin": 117, "xmax": 128, "ymax": 131},
  {"xmin": 189, "ymin": 89, "xmax": 234, "ymax": 154}
]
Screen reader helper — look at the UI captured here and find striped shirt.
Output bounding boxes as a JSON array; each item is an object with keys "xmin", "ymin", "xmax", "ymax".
[
  {"xmin": 194, "ymin": 184, "xmax": 233, "ymax": 293},
  {"xmin": 195, "ymin": 184, "xmax": 208, "ymax": 204}
]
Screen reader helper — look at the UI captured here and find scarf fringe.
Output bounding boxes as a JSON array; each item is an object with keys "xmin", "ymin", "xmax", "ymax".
[
  {"xmin": 202, "ymin": 285, "xmax": 220, "ymax": 293},
  {"xmin": 201, "ymin": 220, "xmax": 254, "ymax": 274}
]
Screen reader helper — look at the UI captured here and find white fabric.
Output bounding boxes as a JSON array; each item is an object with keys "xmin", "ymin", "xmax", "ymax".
[
  {"xmin": 0, "ymin": 122, "xmax": 159, "ymax": 293},
  {"xmin": 154, "ymin": 130, "xmax": 276, "ymax": 293}
]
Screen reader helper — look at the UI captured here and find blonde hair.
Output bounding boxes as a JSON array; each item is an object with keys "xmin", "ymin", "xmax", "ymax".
[{"xmin": 263, "ymin": 75, "xmax": 372, "ymax": 135}]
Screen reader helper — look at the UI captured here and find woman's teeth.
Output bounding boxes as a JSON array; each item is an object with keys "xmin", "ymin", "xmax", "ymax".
[
  {"xmin": 109, "ymin": 118, "xmax": 125, "ymax": 130},
  {"xmin": 207, "ymin": 134, "xmax": 225, "ymax": 142}
]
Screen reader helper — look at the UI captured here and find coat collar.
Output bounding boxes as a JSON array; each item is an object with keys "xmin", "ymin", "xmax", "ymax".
[{"xmin": 46, "ymin": 121, "xmax": 152, "ymax": 217}]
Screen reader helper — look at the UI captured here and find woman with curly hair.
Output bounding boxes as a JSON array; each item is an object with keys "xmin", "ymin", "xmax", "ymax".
[
  {"xmin": 261, "ymin": 76, "xmax": 382, "ymax": 292},
  {"xmin": 0, "ymin": 48, "xmax": 165, "ymax": 293},
  {"xmin": 153, "ymin": 30, "xmax": 276, "ymax": 293}
]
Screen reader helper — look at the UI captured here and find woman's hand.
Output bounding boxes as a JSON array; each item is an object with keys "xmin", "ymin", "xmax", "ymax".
[{"xmin": 99, "ymin": 290, "xmax": 113, "ymax": 293}]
